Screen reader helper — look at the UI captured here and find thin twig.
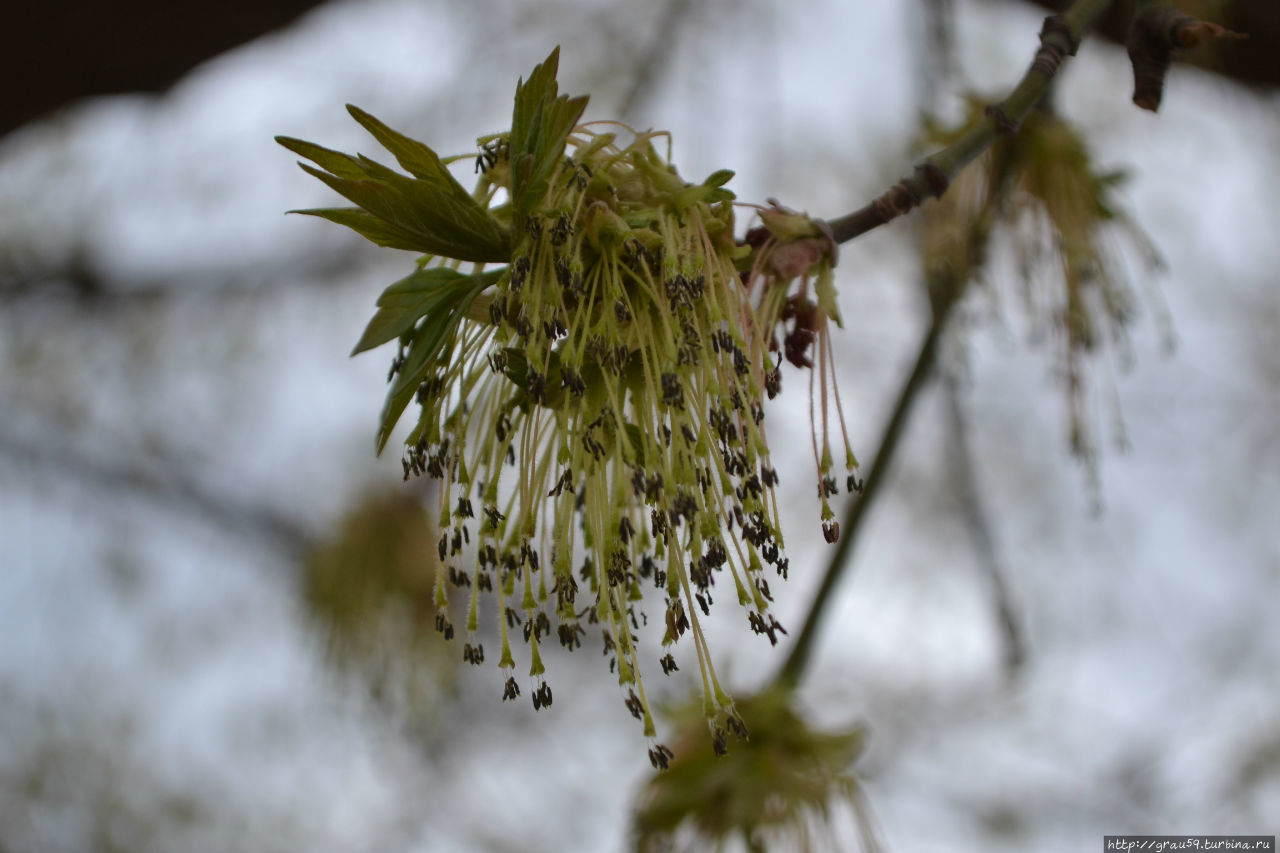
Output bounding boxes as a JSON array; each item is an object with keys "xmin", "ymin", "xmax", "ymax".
[
  {"xmin": 772, "ymin": 0, "xmax": 1112, "ymax": 691},
  {"xmin": 824, "ymin": 0, "xmax": 1112, "ymax": 246},
  {"xmin": 940, "ymin": 366, "xmax": 1027, "ymax": 675},
  {"xmin": 772, "ymin": 283, "xmax": 960, "ymax": 690},
  {"xmin": 0, "ymin": 430, "xmax": 316, "ymax": 557},
  {"xmin": 615, "ymin": 0, "xmax": 693, "ymax": 120}
]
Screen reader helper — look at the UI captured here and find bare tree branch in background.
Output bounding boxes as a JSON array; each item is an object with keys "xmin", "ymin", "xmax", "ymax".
[
  {"xmin": 941, "ymin": 365, "xmax": 1028, "ymax": 675},
  {"xmin": 614, "ymin": 0, "xmax": 694, "ymax": 120},
  {"xmin": 0, "ymin": 431, "xmax": 315, "ymax": 556}
]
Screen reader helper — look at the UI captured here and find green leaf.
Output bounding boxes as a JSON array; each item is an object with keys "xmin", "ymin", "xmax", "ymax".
[
  {"xmin": 290, "ymin": 207, "xmax": 438, "ymax": 253},
  {"xmin": 367, "ymin": 271, "xmax": 493, "ymax": 453},
  {"xmin": 352, "ymin": 266, "xmax": 504, "ymax": 356},
  {"xmin": 624, "ymin": 423, "xmax": 646, "ymax": 468},
  {"xmin": 277, "ymin": 117, "xmax": 511, "ymax": 263},
  {"xmin": 508, "ymin": 47, "xmax": 589, "ymax": 222},
  {"xmin": 275, "ymin": 136, "xmax": 367, "ymax": 180}
]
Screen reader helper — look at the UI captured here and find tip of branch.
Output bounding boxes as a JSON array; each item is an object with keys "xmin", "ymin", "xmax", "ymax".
[{"xmin": 1127, "ymin": 7, "xmax": 1247, "ymax": 114}]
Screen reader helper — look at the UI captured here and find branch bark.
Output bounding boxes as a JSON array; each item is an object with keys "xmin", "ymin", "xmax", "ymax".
[{"xmin": 825, "ymin": 0, "xmax": 1111, "ymax": 245}]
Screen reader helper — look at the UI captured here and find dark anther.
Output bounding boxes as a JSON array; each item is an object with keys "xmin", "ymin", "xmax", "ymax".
[
  {"xmin": 510, "ymin": 255, "xmax": 531, "ymax": 291},
  {"xmin": 434, "ymin": 613, "xmax": 454, "ymax": 640},
  {"xmin": 553, "ymin": 573, "xmax": 578, "ymax": 610},
  {"xmin": 630, "ymin": 468, "xmax": 647, "ymax": 498},
  {"xmin": 660, "ymin": 653, "xmax": 679, "ymax": 675},
  {"xmin": 665, "ymin": 598, "xmax": 689, "ymax": 640},
  {"xmin": 671, "ymin": 491, "xmax": 698, "ymax": 524},
  {"xmin": 823, "ymin": 519, "xmax": 840, "ymax": 544},
  {"xmin": 614, "ymin": 299, "xmax": 632, "ymax": 322},
  {"xmin": 624, "ymin": 689, "xmax": 644, "ymax": 721},
  {"xmin": 562, "ymin": 368, "xmax": 586, "ymax": 397},
  {"xmin": 619, "ymin": 516, "xmax": 634, "ymax": 544},
  {"xmin": 645, "ymin": 470, "xmax": 664, "ymax": 502},
  {"xmin": 463, "ymin": 642, "xmax": 485, "ymax": 665},
  {"xmin": 550, "ymin": 467, "xmax": 574, "ymax": 498},
  {"xmin": 503, "ymin": 677, "xmax": 520, "ymax": 701},
  {"xmin": 437, "ymin": 534, "xmax": 448, "ymax": 562},
  {"xmin": 748, "ymin": 611, "xmax": 788, "ymax": 646},
  {"xmin": 661, "ymin": 373, "xmax": 683, "ymax": 408},
  {"xmin": 847, "ymin": 473, "xmax": 864, "ymax": 494},
  {"xmin": 551, "ymin": 213, "xmax": 573, "ymax": 246},
  {"xmin": 542, "ymin": 318, "xmax": 567, "ymax": 340},
  {"xmin": 526, "ymin": 368, "xmax": 546, "ymax": 403},
  {"xmin": 712, "ymin": 726, "xmax": 728, "ymax": 757},
  {"xmin": 558, "ymin": 621, "xmax": 584, "ymax": 650},
  {"xmin": 648, "ymin": 744, "xmax": 675, "ymax": 771},
  {"xmin": 756, "ymin": 577, "xmax": 773, "ymax": 602},
  {"xmin": 764, "ymin": 366, "xmax": 782, "ymax": 399},
  {"xmin": 607, "ymin": 548, "xmax": 631, "ymax": 587},
  {"xmin": 650, "ymin": 507, "xmax": 667, "ymax": 539}
]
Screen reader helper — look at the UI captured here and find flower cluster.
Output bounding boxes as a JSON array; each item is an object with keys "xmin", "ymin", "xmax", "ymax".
[
  {"xmin": 632, "ymin": 686, "xmax": 877, "ymax": 852},
  {"xmin": 278, "ymin": 49, "xmax": 854, "ymax": 755},
  {"xmin": 921, "ymin": 98, "xmax": 1164, "ymax": 476}
]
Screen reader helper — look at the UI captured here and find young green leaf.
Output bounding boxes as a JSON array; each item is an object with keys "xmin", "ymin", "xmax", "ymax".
[
  {"xmin": 508, "ymin": 48, "xmax": 589, "ymax": 222},
  {"xmin": 278, "ymin": 120, "xmax": 510, "ymax": 263},
  {"xmin": 352, "ymin": 266, "xmax": 505, "ymax": 356},
  {"xmin": 290, "ymin": 207, "xmax": 440, "ymax": 253},
  {"xmin": 371, "ymin": 272, "xmax": 493, "ymax": 453}
]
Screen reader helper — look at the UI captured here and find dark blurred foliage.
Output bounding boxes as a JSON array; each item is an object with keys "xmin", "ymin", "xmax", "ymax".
[
  {"xmin": 2, "ymin": 0, "xmax": 326, "ymax": 137},
  {"xmin": 5, "ymin": 0, "xmax": 1278, "ymax": 141}
]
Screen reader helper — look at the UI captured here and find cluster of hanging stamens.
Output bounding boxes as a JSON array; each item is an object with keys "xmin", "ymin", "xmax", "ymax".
[{"xmin": 389, "ymin": 123, "xmax": 855, "ymax": 763}]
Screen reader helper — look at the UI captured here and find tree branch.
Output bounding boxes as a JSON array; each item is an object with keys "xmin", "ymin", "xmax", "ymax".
[
  {"xmin": 771, "ymin": 0, "xmax": 1111, "ymax": 691},
  {"xmin": 772, "ymin": 280, "xmax": 961, "ymax": 690},
  {"xmin": 941, "ymin": 367, "xmax": 1027, "ymax": 675},
  {"xmin": 825, "ymin": 0, "xmax": 1111, "ymax": 246}
]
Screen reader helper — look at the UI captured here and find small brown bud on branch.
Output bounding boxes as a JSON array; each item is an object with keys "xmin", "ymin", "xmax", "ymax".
[{"xmin": 1127, "ymin": 5, "xmax": 1247, "ymax": 112}]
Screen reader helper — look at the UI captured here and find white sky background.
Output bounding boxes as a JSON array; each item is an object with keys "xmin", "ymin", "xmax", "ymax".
[{"xmin": 2, "ymin": 0, "xmax": 1279, "ymax": 850}]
